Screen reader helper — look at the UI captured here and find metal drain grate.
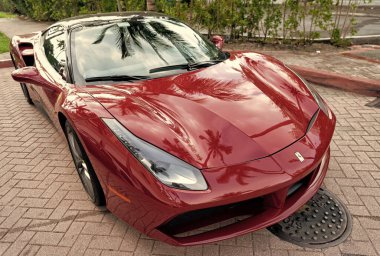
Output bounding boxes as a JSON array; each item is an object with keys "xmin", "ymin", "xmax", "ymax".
[{"xmin": 268, "ymin": 188, "xmax": 352, "ymax": 248}]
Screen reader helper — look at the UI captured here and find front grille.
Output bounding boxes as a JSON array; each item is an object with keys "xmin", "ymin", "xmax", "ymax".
[
  {"xmin": 159, "ymin": 196, "xmax": 266, "ymax": 237},
  {"xmin": 287, "ymin": 170, "xmax": 314, "ymax": 197}
]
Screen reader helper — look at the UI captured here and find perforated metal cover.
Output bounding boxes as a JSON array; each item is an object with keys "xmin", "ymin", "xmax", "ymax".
[{"xmin": 268, "ymin": 188, "xmax": 352, "ymax": 248}]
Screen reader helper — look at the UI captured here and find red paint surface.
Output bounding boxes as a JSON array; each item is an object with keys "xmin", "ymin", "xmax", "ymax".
[
  {"xmin": 86, "ymin": 52, "xmax": 319, "ymax": 169},
  {"xmin": 10, "ymin": 25, "xmax": 336, "ymax": 245}
]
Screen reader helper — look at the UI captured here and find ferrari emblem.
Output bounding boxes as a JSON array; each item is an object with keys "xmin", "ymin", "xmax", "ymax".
[{"xmin": 295, "ymin": 152, "xmax": 304, "ymax": 162}]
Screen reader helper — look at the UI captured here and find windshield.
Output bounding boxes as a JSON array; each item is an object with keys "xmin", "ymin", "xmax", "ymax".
[{"xmin": 71, "ymin": 16, "xmax": 226, "ymax": 84}]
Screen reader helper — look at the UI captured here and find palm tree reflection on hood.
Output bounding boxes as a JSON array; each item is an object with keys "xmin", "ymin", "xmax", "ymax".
[
  {"xmin": 160, "ymin": 129, "xmax": 234, "ymax": 169},
  {"xmin": 170, "ymin": 75, "xmax": 251, "ymax": 102},
  {"xmin": 210, "ymin": 165, "xmax": 260, "ymax": 185},
  {"xmin": 199, "ymin": 130, "xmax": 232, "ymax": 168},
  {"xmin": 162, "ymin": 138, "xmax": 201, "ymax": 165}
]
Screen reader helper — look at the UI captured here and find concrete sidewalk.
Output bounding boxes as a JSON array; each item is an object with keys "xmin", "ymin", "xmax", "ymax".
[
  {"xmin": 0, "ymin": 53, "xmax": 10, "ymax": 60},
  {"xmin": 264, "ymin": 50, "xmax": 380, "ymax": 81},
  {"xmin": 225, "ymin": 43, "xmax": 380, "ymax": 96},
  {"xmin": 0, "ymin": 18, "xmax": 50, "ymax": 38}
]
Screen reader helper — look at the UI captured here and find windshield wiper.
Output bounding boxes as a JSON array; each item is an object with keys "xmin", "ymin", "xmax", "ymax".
[
  {"xmin": 149, "ymin": 64, "xmax": 189, "ymax": 74},
  {"xmin": 149, "ymin": 60, "xmax": 224, "ymax": 74},
  {"xmin": 85, "ymin": 75, "xmax": 149, "ymax": 82},
  {"xmin": 188, "ymin": 60, "xmax": 224, "ymax": 69}
]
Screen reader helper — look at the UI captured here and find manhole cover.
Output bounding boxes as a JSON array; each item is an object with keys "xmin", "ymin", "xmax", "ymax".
[{"xmin": 268, "ymin": 188, "xmax": 352, "ymax": 248}]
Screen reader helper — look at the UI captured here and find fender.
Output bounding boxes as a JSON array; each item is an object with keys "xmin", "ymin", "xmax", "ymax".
[{"xmin": 10, "ymin": 32, "xmax": 39, "ymax": 68}]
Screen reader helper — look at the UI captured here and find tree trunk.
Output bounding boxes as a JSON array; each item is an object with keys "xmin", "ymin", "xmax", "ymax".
[
  {"xmin": 189, "ymin": 0, "xmax": 194, "ymax": 23},
  {"xmin": 282, "ymin": 1, "xmax": 287, "ymax": 40},
  {"xmin": 341, "ymin": 0, "xmax": 353, "ymax": 38},
  {"xmin": 71, "ymin": 0, "xmax": 79, "ymax": 16},
  {"xmin": 146, "ymin": 0, "xmax": 156, "ymax": 11},
  {"xmin": 176, "ymin": 0, "xmax": 181, "ymax": 17},
  {"xmin": 116, "ymin": 0, "xmax": 123, "ymax": 12}
]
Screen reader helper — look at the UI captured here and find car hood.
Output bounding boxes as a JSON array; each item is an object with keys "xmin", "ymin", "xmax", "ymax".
[{"xmin": 84, "ymin": 52, "xmax": 318, "ymax": 169}]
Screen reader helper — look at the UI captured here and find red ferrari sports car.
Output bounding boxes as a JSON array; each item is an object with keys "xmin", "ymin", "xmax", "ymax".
[{"xmin": 10, "ymin": 12, "xmax": 336, "ymax": 246}]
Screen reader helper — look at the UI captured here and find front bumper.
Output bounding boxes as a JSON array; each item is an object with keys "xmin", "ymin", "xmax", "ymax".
[
  {"xmin": 94, "ymin": 107, "xmax": 336, "ymax": 246},
  {"xmin": 152, "ymin": 147, "xmax": 330, "ymax": 245}
]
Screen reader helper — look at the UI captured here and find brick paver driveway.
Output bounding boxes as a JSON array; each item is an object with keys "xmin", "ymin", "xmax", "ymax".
[{"xmin": 0, "ymin": 67, "xmax": 379, "ymax": 256}]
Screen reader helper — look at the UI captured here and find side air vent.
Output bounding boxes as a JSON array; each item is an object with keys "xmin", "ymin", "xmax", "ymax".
[{"xmin": 18, "ymin": 43, "xmax": 34, "ymax": 66}]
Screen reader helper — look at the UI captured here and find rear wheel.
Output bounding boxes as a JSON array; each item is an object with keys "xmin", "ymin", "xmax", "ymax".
[
  {"xmin": 10, "ymin": 55, "xmax": 33, "ymax": 105},
  {"xmin": 20, "ymin": 83, "xmax": 33, "ymax": 105},
  {"xmin": 65, "ymin": 121, "xmax": 105, "ymax": 206}
]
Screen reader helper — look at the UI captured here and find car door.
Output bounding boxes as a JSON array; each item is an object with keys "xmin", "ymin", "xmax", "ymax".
[{"xmin": 34, "ymin": 25, "xmax": 68, "ymax": 124}]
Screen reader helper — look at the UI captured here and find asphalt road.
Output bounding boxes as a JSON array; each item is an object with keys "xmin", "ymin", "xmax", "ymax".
[{"xmin": 355, "ymin": 0, "xmax": 380, "ymax": 5}]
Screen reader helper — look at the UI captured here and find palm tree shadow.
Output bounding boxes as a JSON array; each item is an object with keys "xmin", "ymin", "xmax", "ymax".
[
  {"xmin": 199, "ymin": 129, "xmax": 232, "ymax": 168},
  {"xmin": 92, "ymin": 24, "xmax": 133, "ymax": 59},
  {"xmin": 148, "ymin": 20, "xmax": 198, "ymax": 63},
  {"xmin": 170, "ymin": 74, "xmax": 251, "ymax": 102},
  {"xmin": 92, "ymin": 19, "xmax": 171, "ymax": 63}
]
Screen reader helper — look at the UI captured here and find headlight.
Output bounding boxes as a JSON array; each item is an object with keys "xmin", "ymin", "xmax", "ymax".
[
  {"xmin": 288, "ymin": 68, "xmax": 330, "ymax": 116},
  {"xmin": 102, "ymin": 118, "xmax": 208, "ymax": 191}
]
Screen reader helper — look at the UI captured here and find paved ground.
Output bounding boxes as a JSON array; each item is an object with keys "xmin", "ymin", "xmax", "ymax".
[
  {"xmin": 354, "ymin": 49, "xmax": 380, "ymax": 61},
  {"xmin": 0, "ymin": 67, "xmax": 380, "ymax": 255},
  {"xmin": 0, "ymin": 18, "xmax": 50, "ymax": 38},
  {"xmin": 0, "ymin": 53, "xmax": 10, "ymax": 61},
  {"xmin": 226, "ymin": 44, "xmax": 380, "ymax": 81},
  {"xmin": 265, "ymin": 50, "xmax": 380, "ymax": 80}
]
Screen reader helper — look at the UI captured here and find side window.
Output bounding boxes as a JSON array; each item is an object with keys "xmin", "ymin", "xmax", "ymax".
[{"xmin": 43, "ymin": 26, "xmax": 66, "ymax": 73}]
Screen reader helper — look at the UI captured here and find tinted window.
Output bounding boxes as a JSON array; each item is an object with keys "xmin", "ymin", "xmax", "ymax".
[
  {"xmin": 43, "ymin": 26, "xmax": 66, "ymax": 72},
  {"xmin": 71, "ymin": 17, "xmax": 225, "ymax": 84}
]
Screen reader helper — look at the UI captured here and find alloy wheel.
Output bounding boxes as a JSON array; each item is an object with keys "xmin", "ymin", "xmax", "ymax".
[{"xmin": 67, "ymin": 126, "xmax": 96, "ymax": 201}]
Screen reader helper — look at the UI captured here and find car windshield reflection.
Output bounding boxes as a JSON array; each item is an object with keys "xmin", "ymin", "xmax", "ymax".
[{"xmin": 71, "ymin": 16, "xmax": 226, "ymax": 85}]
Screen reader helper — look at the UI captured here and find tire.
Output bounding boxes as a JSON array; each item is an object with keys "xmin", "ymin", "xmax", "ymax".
[
  {"xmin": 20, "ymin": 83, "xmax": 34, "ymax": 105},
  {"xmin": 64, "ymin": 121, "xmax": 105, "ymax": 206},
  {"xmin": 10, "ymin": 55, "xmax": 34, "ymax": 105}
]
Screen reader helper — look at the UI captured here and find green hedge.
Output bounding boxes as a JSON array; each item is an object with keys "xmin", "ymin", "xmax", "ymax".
[
  {"xmin": 154, "ymin": 0, "xmax": 372, "ymax": 44},
  {"xmin": 0, "ymin": 0, "xmax": 372, "ymax": 44},
  {"xmin": 0, "ymin": 0, "xmax": 121, "ymax": 20}
]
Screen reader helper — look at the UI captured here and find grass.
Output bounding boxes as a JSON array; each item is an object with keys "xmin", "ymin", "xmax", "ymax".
[
  {"xmin": 0, "ymin": 11, "xmax": 16, "ymax": 18},
  {"xmin": 0, "ymin": 32, "xmax": 10, "ymax": 54}
]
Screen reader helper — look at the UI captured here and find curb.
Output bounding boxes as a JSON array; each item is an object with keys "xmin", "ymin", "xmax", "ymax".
[
  {"xmin": 342, "ymin": 52, "xmax": 380, "ymax": 64},
  {"xmin": 0, "ymin": 59, "xmax": 13, "ymax": 69},
  {"xmin": 341, "ymin": 46, "xmax": 380, "ymax": 65},
  {"xmin": 290, "ymin": 65, "xmax": 380, "ymax": 97}
]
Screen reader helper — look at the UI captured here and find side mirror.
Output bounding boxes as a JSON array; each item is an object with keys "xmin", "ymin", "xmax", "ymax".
[
  {"xmin": 211, "ymin": 35, "xmax": 224, "ymax": 50},
  {"xmin": 11, "ymin": 66, "xmax": 46, "ymax": 85}
]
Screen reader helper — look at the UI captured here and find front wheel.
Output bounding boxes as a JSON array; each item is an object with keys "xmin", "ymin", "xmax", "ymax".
[{"xmin": 65, "ymin": 121, "xmax": 105, "ymax": 206}]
